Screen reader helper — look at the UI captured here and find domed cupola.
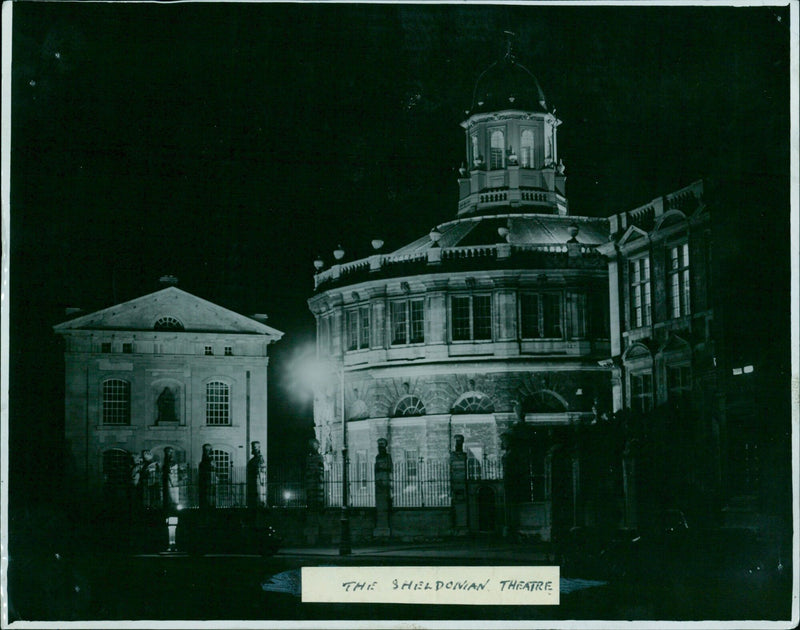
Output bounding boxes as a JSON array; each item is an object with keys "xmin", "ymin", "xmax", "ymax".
[
  {"xmin": 458, "ymin": 34, "xmax": 567, "ymax": 218},
  {"xmin": 469, "ymin": 38, "xmax": 548, "ymax": 115}
]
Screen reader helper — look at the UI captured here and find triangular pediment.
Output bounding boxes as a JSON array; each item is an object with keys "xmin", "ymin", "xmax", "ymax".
[
  {"xmin": 53, "ymin": 287, "xmax": 283, "ymax": 339},
  {"xmin": 653, "ymin": 209, "xmax": 687, "ymax": 233},
  {"xmin": 623, "ymin": 341, "xmax": 654, "ymax": 362},
  {"xmin": 617, "ymin": 225, "xmax": 650, "ymax": 248},
  {"xmin": 659, "ymin": 333, "xmax": 691, "ymax": 355}
]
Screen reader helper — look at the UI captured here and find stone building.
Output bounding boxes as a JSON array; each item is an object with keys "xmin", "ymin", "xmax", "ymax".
[
  {"xmin": 598, "ymin": 181, "xmax": 723, "ymax": 527},
  {"xmin": 307, "ymin": 47, "xmax": 613, "ymax": 538},
  {"xmin": 53, "ymin": 285, "xmax": 283, "ymax": 506}
]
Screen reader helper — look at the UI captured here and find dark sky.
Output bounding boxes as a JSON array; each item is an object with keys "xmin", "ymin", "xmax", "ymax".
[{"xmin": 8, "ymin": 2, "xmax": 792, "ymax": 487}]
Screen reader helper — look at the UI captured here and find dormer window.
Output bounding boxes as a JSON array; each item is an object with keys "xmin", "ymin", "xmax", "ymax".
[
  {"xmin": 490, "ymin": 130, "xmax": 505, "ymax": 169},
  {"xmin": 154, "ymin": 316, "xmax": 184, "ymax": 331},
  {"xmin": 520, "ymin": 129, "xmax": 534, "ymax": 168}
]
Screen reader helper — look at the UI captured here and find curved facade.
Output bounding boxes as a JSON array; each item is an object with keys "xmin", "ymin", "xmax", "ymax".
[{"xmin": 308, "ymin": 50, "xmax": 613, "ymax": 499}]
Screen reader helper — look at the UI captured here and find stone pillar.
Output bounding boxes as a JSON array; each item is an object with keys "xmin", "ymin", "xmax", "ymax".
[
  {"xmin": 304, "ymin": 439, "xmax": 324, "ymax": 544},
  {"xmin": 450, "ymin": 434, "xmax": 469, "ymax": 534},
  {"xmin": 373, "ymin": 438, "xmax": 392, "ymax": 537}
]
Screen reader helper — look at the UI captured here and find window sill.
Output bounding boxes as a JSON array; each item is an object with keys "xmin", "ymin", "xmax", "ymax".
[
  {"xmin": 148, "ymin": 424, "xmax": 188, "ymax": 430},
  {"xmin": 96, "ymin": 425, "xmax": 137, "ymax": 430}
]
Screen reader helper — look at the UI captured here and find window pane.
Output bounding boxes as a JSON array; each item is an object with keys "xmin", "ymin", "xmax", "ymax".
[
  {"xmin": 391, "ymin": 302, "xmax": 407, "ymax": 345},
  {"xmin": 473, "ymin": 295, "xmax": 492, "ymax": 340},
  {"xmin": 410, "ymin": 299, "xmax": 424, "ymax": 343},
  {"xmin": 102, "ymin": 379, "xmax": 130, "ymax": 425},
  {"xmin": 359, "ymin": 306, "xmax": 370, "ymax": 349},
  {"xmin": 682, "ymin": 269, "xmax": 691, "ymax": 315},
  {"xmin": 520, "ymin": 129, "xmax": 534, "ymax": 168},
  {"xmin": 490, "ymin": 130, "xmax": 504, "ymax": 169},
  {"xmin": 471, "ymin": 134, "xmax": 479, "ymax": 167},
  {"xmin": 520, "ymin": 293, "xmax": 540, "ymax": 338},
  {"xmin": 542, "ymin": 294, "xmax": 562, "ymax": 338},
  {"xmin": 347, "ymin": 310, "xmax": 358, "ymax": 351},
  {"xmin": 206, "ymin": 382, "xmax": 230, "ymax": 425},
  {"xmin": 452, "ymin": 296, "xmax": 471, "ymax": 341}
]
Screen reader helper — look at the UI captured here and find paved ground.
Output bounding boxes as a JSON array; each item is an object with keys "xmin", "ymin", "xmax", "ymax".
[{"xmin": 278, "ymin": 539, "xmax": 553, "ymax": 563}]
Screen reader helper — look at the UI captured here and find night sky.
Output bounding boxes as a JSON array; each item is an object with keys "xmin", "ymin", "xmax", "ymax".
[{"xmin": 7, "ymin": 2, "xmax": 792, "ymax": 498}]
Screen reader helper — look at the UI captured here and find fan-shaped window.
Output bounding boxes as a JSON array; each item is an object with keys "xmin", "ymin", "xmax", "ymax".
[
  {"xmin": 102, "ymin": 379, "xmax": 130, "ymax": 425},
  {"xmin": 393, "ymin": 395, "xmax": 426, "ymax": 417},
  {"xmin": 103, "ymin": 449, "xmax": 131, "ymax": 489},
  {"xmin": 154, "ymin": 316, "xmax": 184, "ymax": 331},
  {"xmin": 452, "ymin": 393, "xmax": 495, "ymax": 414},
  {"xmin": 522, "ymin": 391, "xmax": 568, "ymax": 413},
  {"xmin": 520, "ymin": 129, "xmax": 534, "ymax": 168}
]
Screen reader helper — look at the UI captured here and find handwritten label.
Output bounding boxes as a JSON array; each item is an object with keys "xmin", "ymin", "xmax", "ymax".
[{"xmin": 302, "ymin": 566, "xmax": 559, "ymax": 605}]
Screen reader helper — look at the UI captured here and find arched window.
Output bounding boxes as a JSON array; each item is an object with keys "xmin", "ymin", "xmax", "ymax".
[
  {"xmin": 520, "ymin": 129, "xmax": 534, "ymax": 168},
  {"xmin": 102, "ymin": 448, "xmax": 131, "ymax": 489},
  {"xmin": 393, "ymin": 395, "xmax": 426, "ymax": 417},
  {"xmin": 102, "ymin": 379, "xmax": 130, "ymax": 425},
  {"xmin": 522, "ymin": 391, "xmax": 568, "ymax": 414},
  {"xmin": 206, "ymin": 381, "xmax": 230, "ymax": 425},
  {"xmin": 154, "ymin": 316, "xmax": 184, "ymax": 331},
  {"xmin": 471, "ymin": 134, "xmax": 480, "ymax": 168},
  {"xmin": 490, "ymin": 130, "xmax": 505, "ymax": 169},
  {"xmin": 452, "ymin": 393, "xmax": 495, "ymax": 414}
]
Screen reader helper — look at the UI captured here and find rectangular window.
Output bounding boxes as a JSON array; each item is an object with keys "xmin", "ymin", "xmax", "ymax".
[
  {"xmin": 629, "ymin": 257, "xmax": 652, "ymax": 328},
  {"xmin": 630, "ymin": 372, "xmax": 653, "ymax": 414},
  {"xmin": 101, "ymin": 342, "xmax": 112, "ymax": 353},
  {"xmin": 520, "ymin": 294, "xmax": 540, "ymax": 338},
  {"xmin": 542, "ymin": 294, "xmax": 562, "ymax": 338},
  {"xmin": 473, "ymin": 295, "xmax": 492, "ymax": 340},
  {"xmin": 206, "ymin": 382, "xmax": 230, "ymax": 425},
  {"xmin": 102, "ymin": 379, "xmax": 130, "ymax": 425},
  {"xmin": 410, "ymin": 299, "xmax": 424, "ymax": 343},
  {"xmin": 520, "ymin": 293, "xmax": 563, "ymax": 339},
  {"xmin": 668, "ymin": 244, "xmax": 691, "ymax": 318},
  {"xmin": 347, "ymin": 310, "xmax": 359, "ymax": 351},
  {"xmin": 451, "ymin": 296, "xmax": 471, "ymax": 341},
  {"xmin": 391, "ymin": 299, "xmax": 424, "ymax": 345},
  {"xmin": 451, "ymin": 294, "xmax": 493, "ymax": 341},
  {"xmin": 347, "ymin": 306, "xmax": 371, "ymax": 351},
  {"xmin": 224, "ymin": 346, "xmax": 233, "ymax": 356},
  {"xmin": 122, "ymin": 342, "xmax": 133, "ymax": 354},
  {"xmin": 359, "ymin": 306, "xmax": 370, "ymax": 349},
  {"xmin": 204, "ymin": 345, "xmax": 214, "ymax": 356},
  {"xmin": 391, "ymin": 301, "xmax": 407, "ymax": 345},
  {"xmin": 668, "ymin": 365, "xmax": 692, "ymax": 407}
]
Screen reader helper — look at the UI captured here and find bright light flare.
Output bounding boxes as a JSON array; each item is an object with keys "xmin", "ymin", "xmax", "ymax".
[{"xmin": 283, "ymin": 342, "xmax": 337, "ymax": 404}]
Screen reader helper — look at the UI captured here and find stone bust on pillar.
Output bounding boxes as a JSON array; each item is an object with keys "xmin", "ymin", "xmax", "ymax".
[
  {"xmin": 247, "ymin": 441, "xmax": 267, "ymax": 509},
  {"xmin": 198, "ymin": 443, "xmax": 216, "ymax": 511}
]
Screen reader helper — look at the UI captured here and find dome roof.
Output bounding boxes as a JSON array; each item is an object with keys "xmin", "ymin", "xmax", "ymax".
[
  {"xmin": 390, "ymin": 214, "xmax": 609, "ymax": 257},
  {"xmin": 469, "ymin": 51, "xmax": 548, "ymax": 115}
]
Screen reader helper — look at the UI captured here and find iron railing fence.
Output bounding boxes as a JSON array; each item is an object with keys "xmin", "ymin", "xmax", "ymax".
[
  {"xmin": 320, "ymin": 458, "xmax": 505, "ymax": 508},
  {"xmin": 112, "ymin": 458, "xmax": 507, "ymax": 510}
]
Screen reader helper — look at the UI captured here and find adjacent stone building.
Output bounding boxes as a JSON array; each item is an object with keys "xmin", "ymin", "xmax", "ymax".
[{"xmin": 53, "ymin": 285, "xmax": 283, "ymax": 506}]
